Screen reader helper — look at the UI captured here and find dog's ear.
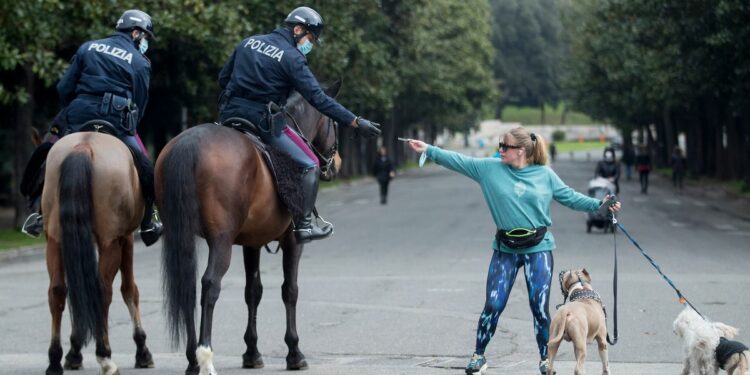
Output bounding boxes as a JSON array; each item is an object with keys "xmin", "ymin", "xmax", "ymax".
[{"xmin": 582, "ymin": 268, "xmax": 591, "ymax": 281}]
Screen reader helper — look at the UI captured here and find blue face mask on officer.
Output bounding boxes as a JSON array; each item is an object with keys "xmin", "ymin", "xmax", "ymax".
[
  {"xmin": 297, "ymin": 40, "xmax": 313, "ymax": 55},
  {"xmin": 139, "ymin": 38, "xmax": 149, "ymax": 54}
]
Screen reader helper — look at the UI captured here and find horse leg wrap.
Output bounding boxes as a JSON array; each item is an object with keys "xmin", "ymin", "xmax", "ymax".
[
  {"xmin": 196, "ymin": 345, "xmax": 217, "ymax": 375},
  {"xmin": 96, "ymin": 356, "xmax": 120, "ymax": 375}
]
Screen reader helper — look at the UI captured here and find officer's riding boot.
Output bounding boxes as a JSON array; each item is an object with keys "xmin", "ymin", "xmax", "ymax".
[
  {"xmin": 20, "ymin": 142, "xmax": 52, "ymax": 238},
  {"xmin": 294, "ymin": 167, "xmax": 333, "ymax": 244},
  {"xmin": 127, "ymin": 145, "xmax": 162, "ymax": 247}
]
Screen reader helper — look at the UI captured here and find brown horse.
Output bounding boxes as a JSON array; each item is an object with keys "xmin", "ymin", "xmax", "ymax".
[
  {"xmin": 42, "ymin": 132, "xmax": 154, "ymax": 375},
  {"xmin": 156, "ymin": 83, "xmax": 342, "ymax": 375}
]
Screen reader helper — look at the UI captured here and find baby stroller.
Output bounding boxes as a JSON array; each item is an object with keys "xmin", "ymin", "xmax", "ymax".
[{"xmin": 586, "ymin": 177, "xmax": 615, "ymax": 233}]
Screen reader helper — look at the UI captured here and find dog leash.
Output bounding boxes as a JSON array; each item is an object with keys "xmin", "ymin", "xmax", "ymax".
[
  {"xmin": 614, "ymin": 220, "xmax": 706, "ymax": 320},
  {"xmin": 607, "ymin": 214, "xmax": 619, "ymax": 345}
]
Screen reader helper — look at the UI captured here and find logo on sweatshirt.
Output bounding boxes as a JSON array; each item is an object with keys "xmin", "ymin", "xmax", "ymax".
[
  {"xmin": 514, "ymin": 181, "xmax": 526, "ymax": 197},
  {"xmin": 88, "ymin": 43, "xmax": 133, "ymax": 64}
]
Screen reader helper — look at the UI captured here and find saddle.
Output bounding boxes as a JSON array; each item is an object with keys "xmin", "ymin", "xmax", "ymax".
[
  {"xmin": 78, "ymin": 119, "xmax": 119, "ymax": 135},
  {"xmin": 218, "ymin": 119, "xmax": 305, "ymax": 217},
  {"xmin": 23, "ymin": 119, "xmax": 140, "ymax": 208}
]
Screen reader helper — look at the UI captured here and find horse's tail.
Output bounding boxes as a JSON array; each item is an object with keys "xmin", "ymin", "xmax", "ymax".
[
  {"xmin": 58, "ymin": 149, "xmax": 102, "ymax": 345},
  {"xmin": 160, "ymin": 134, "xmax": 201, "ymax": 346}
]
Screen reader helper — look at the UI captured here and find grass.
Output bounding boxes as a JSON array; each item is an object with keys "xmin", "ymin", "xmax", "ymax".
[
  {"xmin": 501, "ymin": 105, "xmax": 594, "ymax": 125},
  {"xmin": 0, "ymin": 229, "xmax": 45, "ymax": 251},
  {"xmin": 553, "ymin": 140, "xmax": 609, "ymax": 153}
]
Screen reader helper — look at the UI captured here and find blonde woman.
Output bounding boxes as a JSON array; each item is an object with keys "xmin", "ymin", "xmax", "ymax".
[{"xmin": 407, "ymin": 127, "xmax": 621, "ymax": 374}]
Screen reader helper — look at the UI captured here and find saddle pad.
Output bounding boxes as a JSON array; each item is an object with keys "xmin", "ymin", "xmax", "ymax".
[{"xmin": 218, "ymin": 122, "xmax": 305, "ymax": 217}]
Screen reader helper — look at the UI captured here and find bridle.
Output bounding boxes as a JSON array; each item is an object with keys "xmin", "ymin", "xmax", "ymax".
[
  {"xmin": 285, "ymin": 111, "xmax": 338, "ymax": 180},
  {"xmin": 313, "ymin": 116, "xmax": 338, "ymax": 180}
]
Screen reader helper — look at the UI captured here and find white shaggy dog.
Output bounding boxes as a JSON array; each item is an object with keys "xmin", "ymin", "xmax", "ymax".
[{"xmin": 673, "ymin": 307, "xmax": 749, "ymax": 375}]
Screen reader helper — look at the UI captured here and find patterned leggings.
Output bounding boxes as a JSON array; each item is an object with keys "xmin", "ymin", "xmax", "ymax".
[{"xmin": 474, "ymin": 250, "xmax": 553, "ymax": 359}]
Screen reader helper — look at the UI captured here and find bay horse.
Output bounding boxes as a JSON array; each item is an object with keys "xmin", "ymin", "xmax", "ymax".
[
  {"xmin": 42, "ymin": 131, "xmax": 154, "ymax": 374},
  {"xmin": 156, "ymin": 82, "xmax": 342, "ymax": 375}
]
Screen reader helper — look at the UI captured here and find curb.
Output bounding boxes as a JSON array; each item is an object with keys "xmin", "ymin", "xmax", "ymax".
[
  {"xmin": 0, "ymin": 244, "xmax": 45, "ymax": 264},
  {"xmin": 0, "ymin": 233, "xmax": 149, "ymax": 265}
]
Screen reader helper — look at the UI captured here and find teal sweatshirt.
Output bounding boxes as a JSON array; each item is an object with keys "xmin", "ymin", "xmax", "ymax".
[{"xmin": 426, "ymin": 146, "xmax": 601, "ymax": 254}]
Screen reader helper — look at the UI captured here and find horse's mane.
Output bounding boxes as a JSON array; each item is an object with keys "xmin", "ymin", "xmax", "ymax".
[
  {"xmin": 287, "ymin": 91, "xmax": 304, "ymax": 108},
  {"xmin": 286, "ymin": 81, "xmax": 335, "ymax": 115}
]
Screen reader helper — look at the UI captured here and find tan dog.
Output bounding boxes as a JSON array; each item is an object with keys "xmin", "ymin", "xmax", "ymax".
[{"xmin": 547, "ymin": 269, "xmax": 610, "ymax": 375}]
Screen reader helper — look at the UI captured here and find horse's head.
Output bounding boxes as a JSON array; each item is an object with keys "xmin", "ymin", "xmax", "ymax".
[{"xmin": 285, "ymin": 81, "xmax": 343, "ymax": 181}]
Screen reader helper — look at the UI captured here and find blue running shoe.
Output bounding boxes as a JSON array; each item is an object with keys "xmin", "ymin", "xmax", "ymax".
[{"xmin": 465, "ymin": 353, "xmax": 487, "ymax": 374}]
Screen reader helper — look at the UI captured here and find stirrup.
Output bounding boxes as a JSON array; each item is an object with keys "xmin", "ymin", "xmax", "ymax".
[
  {"xmin": 139, "ymin": 210, "xmax": 162, "ymax": 247},
  {"xmin": 21, "ymin": 213, "xmax": 44, "ymax": 238}
]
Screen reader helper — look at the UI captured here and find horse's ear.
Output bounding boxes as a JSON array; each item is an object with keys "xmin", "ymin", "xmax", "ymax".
[{"xmin": 324, "ymin": 79, "xmax": 342, "ymax": 99}]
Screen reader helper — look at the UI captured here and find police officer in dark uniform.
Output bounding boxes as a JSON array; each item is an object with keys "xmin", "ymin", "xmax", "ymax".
[
  {"xmin": 21, "ymin": 9, "xmax": 162, "ymax": 246},
  {"xmin": 218, "ymin": 6, "xmax": 382, "ymax": 244}
]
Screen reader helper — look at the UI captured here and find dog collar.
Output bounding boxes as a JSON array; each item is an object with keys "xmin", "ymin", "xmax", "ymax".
[{"xmin": 569, "ymin": 289, "xmax": 604, "ymax": 306}]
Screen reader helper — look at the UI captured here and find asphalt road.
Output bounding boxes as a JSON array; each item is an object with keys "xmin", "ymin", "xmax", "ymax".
[{"xmin": 1, "ymin": 150, "xmax": 749, "ymax": 375}]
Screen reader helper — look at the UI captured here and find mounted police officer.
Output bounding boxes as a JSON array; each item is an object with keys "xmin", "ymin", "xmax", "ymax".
[
  {"xmin": 218, "ymin": 6, "xmax": 382, "ymax": 244},
  {"xmin": 21, "ymin": 9, "xmax": 162, "ymax": 246}
]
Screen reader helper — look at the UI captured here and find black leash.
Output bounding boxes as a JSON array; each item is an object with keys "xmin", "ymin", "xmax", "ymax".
[
  {"xmin": 614, "ymin": 220, "xmax": 705, "ymax": 320},
  {"xmin": 606, "ymin": 214, "xmax": 618, "ymax": 345}
]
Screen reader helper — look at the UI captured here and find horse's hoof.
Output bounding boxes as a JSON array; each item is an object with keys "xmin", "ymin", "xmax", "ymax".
[
  {"xmin": 185, "ymin": 364, "xmax": 200, "ymax": 375},
  {"xmin": 135, "ymin": 349, "xmax": 155, "ymax": 368},
  {"xmin": 242, "ymin": 351, "xmax": 264, "ymax": 369},
  {"xmin": 286, "ymin": 356, "xmax": 308, "ymax": 371},
  {"xmin": 46, "ymin": 363, "xmax": 64, "ymax": 375},
  {"xmin": 64, "ymin": 352, "xmax": 83, "ymax": 370},
  {"xmin": 63, "ymin": 361, "xmax": 83, "ymax": 370}
]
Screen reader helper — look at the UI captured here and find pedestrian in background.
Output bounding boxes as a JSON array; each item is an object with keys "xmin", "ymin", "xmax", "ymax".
[
  {"xmin": 372, "ymin": 146, "xmax": 395, "ymax": 204},
  {"xmin": 622, "ymin": 144, "xmax": 635, "ymax": 180},
  {"xmin": 406, "ymin": 127, "xmax": 620, "ymax": 375},
  {"xmin": 636, "ymin": 145, "xmax": 652, "ymax": 194},
  {"xmin": 671, "ymin": 146, "xmax": 686, "ymax": 190},
  {"xmin": 595, "ymin": 147, "xmax": 620, "ymax": 194},
  {"xmin": 549, "ymin": 142, "xmax": 557, "ymax": 163}
]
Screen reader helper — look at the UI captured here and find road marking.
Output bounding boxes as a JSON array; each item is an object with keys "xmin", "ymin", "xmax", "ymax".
[
  {"xmin": 693, "ymin": 201, "xmax": 707, "ymax": 207},
  {"xmin": 426, "ymin": 288, "xmax": 465, "ymax": 293},
  {"xmin": 664, "ymin": 199, "xmax": 681, "ymax": 205},
  {"xmin": 714, "ymin": 224, "xmax": 737, "ymax": 231},
  {"xmin": 669, "ymin": 221, "xmax": 687, "ymax": 227}
]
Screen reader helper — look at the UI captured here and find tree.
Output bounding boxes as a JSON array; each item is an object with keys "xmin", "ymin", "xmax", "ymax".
[{"xmin": 491, "ymin": 0, "xmax": 565, "ymax": 120}]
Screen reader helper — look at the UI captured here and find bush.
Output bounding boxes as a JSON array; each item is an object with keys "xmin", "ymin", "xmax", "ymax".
[{"xmin": 552, "ymin": 129, "xmax": 566, "ymax": 142}]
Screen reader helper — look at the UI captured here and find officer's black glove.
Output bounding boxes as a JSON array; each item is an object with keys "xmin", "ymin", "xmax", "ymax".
[{"xmin": 355, "ymin": 117, "xmax": 381, "ymax": 138}]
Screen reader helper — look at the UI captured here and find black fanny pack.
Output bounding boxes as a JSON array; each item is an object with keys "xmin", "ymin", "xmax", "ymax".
[{"xmin": 495, "ymin": 227, "xmax": 547, "ymax": 249}]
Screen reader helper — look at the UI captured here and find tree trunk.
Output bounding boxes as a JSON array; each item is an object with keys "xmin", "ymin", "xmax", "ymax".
[
  {"xmin": 662, "ymin": 108, "xmax": 675, "ymax": 166},
  {"xmin": 540, "ymin": 103, "xmax": 546, "ymax": 125},
  {"xmin": 726, "ymin": 110, "xmax": 742, "ymax": 180},
  {"xmin": 13, "ymin": 63, "xmax": 35, "ymax": 228}
]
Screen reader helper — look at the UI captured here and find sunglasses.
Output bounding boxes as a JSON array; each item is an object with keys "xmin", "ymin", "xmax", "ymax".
[{"xmin": 498, "ymin": 142, "xmax": 523, "ymax": 152}]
